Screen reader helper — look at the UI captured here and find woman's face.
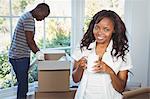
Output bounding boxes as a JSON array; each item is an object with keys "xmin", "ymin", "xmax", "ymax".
[{"xmin": 93, "ymin": 17, "xmax": 114, "ymax": 44}]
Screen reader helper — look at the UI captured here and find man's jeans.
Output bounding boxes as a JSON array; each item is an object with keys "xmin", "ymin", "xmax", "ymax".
[{"xmin": 9, "ymin": 57, "xmax": 30, "ymax": 99}]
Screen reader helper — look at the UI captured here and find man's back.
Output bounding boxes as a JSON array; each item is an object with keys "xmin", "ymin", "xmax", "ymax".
[{"xmin": 9, "ymin": 12, "xmax": 35, "ymax": 59}]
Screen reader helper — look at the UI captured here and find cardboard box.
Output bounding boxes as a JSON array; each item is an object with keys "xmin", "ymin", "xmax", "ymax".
[
  {"xmin": 44, "ymin": 49, "xmax": 66, "ymax": 60},
  {"xmin": 35, "ymin": 89, "xmax": 76, "ymax": 99},
  {"xmin": 38, "ymin": 50, "xmax": 70, "ymax": 92},
  {"xmin": 38, "ymin": 70, "xmax": 70, "ymax": 92}
]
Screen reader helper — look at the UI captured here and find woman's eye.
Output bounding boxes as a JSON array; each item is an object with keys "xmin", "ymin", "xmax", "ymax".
[
  {"xmin": 95, "ymin": 26, "xmax": 99, "ymax": 30},
  {"xmin": 104, "ymin": 28, "xmax": 109, "ymax": 32}
]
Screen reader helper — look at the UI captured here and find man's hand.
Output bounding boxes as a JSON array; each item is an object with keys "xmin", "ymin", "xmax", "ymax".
[{"xmin": 36, "ymin": 51, "xmax": 45, "ymax": 61}]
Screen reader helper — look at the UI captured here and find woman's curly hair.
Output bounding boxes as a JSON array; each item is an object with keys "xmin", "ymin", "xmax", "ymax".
[{"xmin": 80, "ymin": 10, "xmax": 129, "ymax": 61}]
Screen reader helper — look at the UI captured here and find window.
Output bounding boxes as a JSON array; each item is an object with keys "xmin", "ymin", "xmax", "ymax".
[
  {"xmin": 0, "ymin": 0, "xmax": 12, "ymax": 89},
  {"xmin": 84, "ymin": 0, "xmax": 125, "ymax": 32}
]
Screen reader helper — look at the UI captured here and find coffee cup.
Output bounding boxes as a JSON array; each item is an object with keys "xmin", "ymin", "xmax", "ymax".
[{"xmin": 87, "ymin": 54, "xmax": 99, "ymax": 73}]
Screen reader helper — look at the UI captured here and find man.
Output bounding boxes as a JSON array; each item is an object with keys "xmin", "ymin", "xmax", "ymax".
[{"xmin": 9, "ymin": 3, "xmax": 50, "ymax": 99}]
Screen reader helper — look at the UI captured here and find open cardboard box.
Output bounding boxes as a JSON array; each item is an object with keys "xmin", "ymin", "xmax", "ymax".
[{"xmin": 38, "ymin": 50, "xmax": 70, "ymax": 92}]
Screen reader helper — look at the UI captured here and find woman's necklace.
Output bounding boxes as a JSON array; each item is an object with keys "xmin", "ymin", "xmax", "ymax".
[{"xmin": 96, "ymin": 47, "xmax": 106, "ymax": 62}]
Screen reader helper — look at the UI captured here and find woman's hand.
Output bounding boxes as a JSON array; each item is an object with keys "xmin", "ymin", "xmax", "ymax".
[
  {"xmin": 72, "ymin": 56, "xmax": 88, "ymax": 83},
  {"xmin": 92, "ymin": 60, "xmax": 128, "ymax": 92},
  {"xmin": 93, "ymin": 60, "xmax": 114, "ymax": 74},
  {"xmin": 76, "ymin": 56, "xmax": 87, "ymax": 70}
]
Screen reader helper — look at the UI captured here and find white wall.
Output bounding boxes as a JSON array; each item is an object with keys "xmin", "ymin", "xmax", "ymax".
[
  {"xmin": 125, "ymin": 0, "xmax": 150, "ymax": 86},
  {"xmin": 148, "ymin": 0, "xmax": 150, "ymax": 87}
]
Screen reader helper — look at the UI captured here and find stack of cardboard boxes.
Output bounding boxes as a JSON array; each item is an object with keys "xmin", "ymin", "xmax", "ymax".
[{"xmin": 35, "ymin": 50, "xmax": 76, "ymax": 99}]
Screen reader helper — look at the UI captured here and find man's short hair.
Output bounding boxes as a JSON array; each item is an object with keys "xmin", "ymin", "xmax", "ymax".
[{"xmin": 36, "ymin": 3, "xmax": 50, "ymax": 15}]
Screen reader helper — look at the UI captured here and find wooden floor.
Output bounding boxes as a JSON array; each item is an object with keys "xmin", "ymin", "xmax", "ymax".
[
  {"xmin": 32, "ymin": 94, "xmax": 150, "ymax": 99},
  {"xmin": 3, "ymin": 91, "xmax": 150, "ymax": 99}
]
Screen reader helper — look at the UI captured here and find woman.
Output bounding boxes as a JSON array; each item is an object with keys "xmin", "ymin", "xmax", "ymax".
[{"xmin": 72, "ymin": 10, "xmax": 133, "ymax": 99}]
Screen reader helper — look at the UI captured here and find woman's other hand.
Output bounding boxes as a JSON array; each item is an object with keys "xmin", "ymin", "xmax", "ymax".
[{"xmin": 93, "ymin": 60, "xmax": 114, "ymax": 74}]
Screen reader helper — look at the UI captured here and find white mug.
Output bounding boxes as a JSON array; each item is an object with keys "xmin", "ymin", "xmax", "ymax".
[{"xmin": 87, "ymin": 54, "xmax": 99, "ymax": 73}]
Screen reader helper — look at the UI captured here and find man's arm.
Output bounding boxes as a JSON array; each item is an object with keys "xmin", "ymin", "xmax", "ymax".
[{"xmin": 25, "ymin": 31, "xmax": 39, "ymax": 54}]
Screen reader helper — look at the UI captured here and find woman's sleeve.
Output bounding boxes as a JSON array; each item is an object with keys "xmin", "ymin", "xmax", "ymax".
[{"xmin": 119, "ymin": 52, "xmax": 133, "ymax": 71}]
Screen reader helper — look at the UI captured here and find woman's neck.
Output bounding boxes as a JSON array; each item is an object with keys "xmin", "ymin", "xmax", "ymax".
[{"xmin": 95, "ymin": 42, "xmax": 109, "ymax": 57}]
